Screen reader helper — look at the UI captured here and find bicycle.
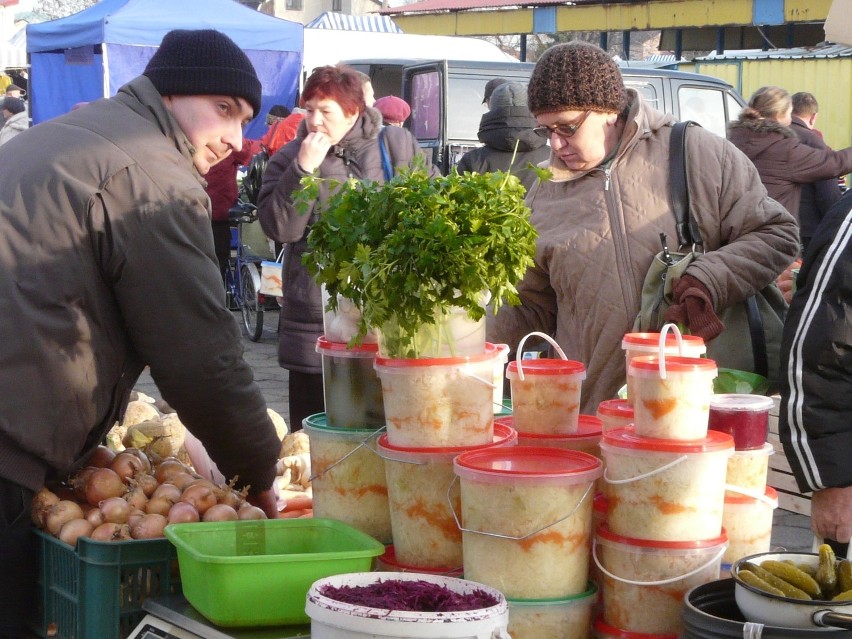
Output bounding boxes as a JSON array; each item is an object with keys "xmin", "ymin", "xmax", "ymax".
[{"xmin": 225, "ymin": 200, "xmax": 275, "ymax": 342}]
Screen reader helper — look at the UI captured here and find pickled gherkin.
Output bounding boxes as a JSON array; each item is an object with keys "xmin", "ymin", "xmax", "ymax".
[
  {"xmin": 839, "ymin": 559, "xmax": 852, "ymax": 593},
  {"xmin": 741, "ymin": 561, "xmax": 811, "ymax": 600},
  {"xmin": 739, "ymin": 568, "xmax": 786, "ymax": 597},
  {"xmin": 816, "ymin": 544, "xmax": 838, "ymax": 596},
  {"xmin": 761, "ymin": 560, "xmax": 823, "ymax": 598}
]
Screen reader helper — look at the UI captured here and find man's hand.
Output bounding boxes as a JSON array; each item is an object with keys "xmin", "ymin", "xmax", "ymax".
[
  {"xmin": 811, "ymin": 487, "xmax": 852, "ymax": 543},
  {"xmin": 246, "ymin": 487, "xmax": 281, "ymax": 520}
]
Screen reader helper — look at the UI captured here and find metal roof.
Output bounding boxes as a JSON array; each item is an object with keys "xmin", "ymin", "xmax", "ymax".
[
  {"xmin": 307, "ymin": 11, "xmax": 402, "ymax": 32},
  {"xmin": 380, "ymin": 0, "xmax": 569, "ymax": 14},
  {"xmin": 695, "ymin": 43, "xmax": 852, "ymax": 61}
]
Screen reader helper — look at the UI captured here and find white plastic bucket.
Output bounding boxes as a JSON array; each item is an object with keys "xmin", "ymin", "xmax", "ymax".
[
  {"xmin": 725, "ymin": 442, "xmax": 774, "ymax": 492},
  {"xmin": 303, "ymin": 414, "xmax": 392, "ymax": 544},
  {"xmin": 378, "ymin": 423, "xmax": 517, "ymax": 569},
  {"xmin": 621, "ymin": 332, "xmax": 706, "ymax": 406},
  {"xmin": 377, "ymin": 302, "xmax": 487, "ymax": 359},
  {"xmin": 722, "ymin": 486, "xmax": 778, "ymax": 565},
  {"xmin": 507, "ymin": 583, "xmax": 598, "ymax": 639},
  {"xmin": 316, "ymin": 337, "xmax": 384, "ymax": 428},
  {"xmin": 600, "ymin": 427, "xmax": 734, "ymax": 541},
  {"xmin": 594, "ymin": 525, "xmax": 727, "ymax": 635},
  {"xmin": 596, "ymin": 399, "xmax": 634, "ymax": 433},
  {"xmin": 628, "ymin": 355, "xmax": 718, "ymax": 440},
  {"xmin": 306, "ymin": 572, "xmax": 510, "ymax": 639},
  {"xmin": 374, "ymin": 343, "xmax": 500, "ymax": 447},
  {"xmin": 506, "ymin": 332, "xmax": 586, "ymax": 434},
  {"xmin": 454, "ymin": 446, "xmax": 602, "ymax": 599}
]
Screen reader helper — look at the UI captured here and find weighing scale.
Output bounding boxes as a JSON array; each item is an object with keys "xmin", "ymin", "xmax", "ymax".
[{"xmin": 128, "ymin": 596, "xmax": 311, "ymax": 639}]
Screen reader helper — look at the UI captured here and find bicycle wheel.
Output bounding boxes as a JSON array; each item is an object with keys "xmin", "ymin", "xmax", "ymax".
[{"xmin": 240, "ymin": 263, "xmax": 264, "ymax": 341}]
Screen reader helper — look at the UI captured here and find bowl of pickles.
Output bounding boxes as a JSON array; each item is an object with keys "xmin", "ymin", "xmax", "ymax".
[{"xmin": 731, "ymin": 545, "xmax": 852, "ymax": 630}]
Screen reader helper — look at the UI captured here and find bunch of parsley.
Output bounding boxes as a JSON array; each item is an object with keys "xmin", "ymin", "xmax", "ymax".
[{"xmin": 296, "ymin": 160, "xmax": 539, "ymax": 358}]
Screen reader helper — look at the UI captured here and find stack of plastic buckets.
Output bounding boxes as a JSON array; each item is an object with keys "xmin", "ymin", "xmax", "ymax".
[
  {"xmin": 305, "ymin": 292, "xmax": 393, "ymax": 544},
  {"xmin": 453, "ymin": 333, "xmax": 601, "ymax": 639},
  {"xmin": 708, "ymin": 394, "xmax": 778, "ymax": 571},
  {"xmin": 370, "ymin": 305, "xmax": 514, "ymax": 575},
  {"xmin": 595, "ymin": 325, "xmax": 733, "ymax": 637}
]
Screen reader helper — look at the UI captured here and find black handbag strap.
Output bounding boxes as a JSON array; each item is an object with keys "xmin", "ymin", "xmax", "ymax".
[{"xmin": 668, "ymin": 121, "xmax": 769, "ymax": 378}]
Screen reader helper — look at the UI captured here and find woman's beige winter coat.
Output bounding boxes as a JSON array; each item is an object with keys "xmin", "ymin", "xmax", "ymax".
[{"xmin": 489, "ymin": 91, "xmax": 800, "ymax": 413}]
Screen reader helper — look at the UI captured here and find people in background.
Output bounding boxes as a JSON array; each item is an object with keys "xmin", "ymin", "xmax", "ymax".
[
  {"xmin": 0, "ymin": 29, "xmax": 282, "ymax": 634},
  {"xmin": 355, "ymin": 70, "xmax": 375, "ymax": 107},
  {"xmin": 4, "ymin": 84, "xmax": 25, "ymax": 99},
  {"xmin": 482, "ymin": 77, "xmax": 507, "ymax": 109},
  {"xmin": 374, "ymin": 95, "xmax": 411, "ymax": 127},
  {"xmin": 257, "ymin": 64, "xmax": 437, "ymax": 432},
  {"xmin": 457, "ymin": 81, "xmax": 550, "ymax": 193},
  {"xmin": 728, "ymin": 86, "xmax": 852, "ymax": 224},
  {"xmin": 0, "ymin": 96, "xmax": 28, "ymax": 146},
  {"xmin": 779, "ymin": 188, "xmax": 852, "ymax": 559},
  {"xmin": 487, "ymin": 42, "xmax": 799, "ymax": 414},
  {"xmin": 790, "ymin": 91, "xmax": 843, "ymax": 251},
  {"xmin": 261, "ymin": 106, "xmax": 305, "ymax": 155}
]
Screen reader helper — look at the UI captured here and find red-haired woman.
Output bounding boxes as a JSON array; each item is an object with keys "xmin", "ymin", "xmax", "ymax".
[{"xmin": 258, "ymin": 65, "xmax": 436, "ymax": 431}]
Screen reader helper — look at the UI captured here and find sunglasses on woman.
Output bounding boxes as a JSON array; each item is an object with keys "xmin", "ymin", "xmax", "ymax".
[{"xmin": 533, "ymin": 110, "xmax": 592, "ymax": 140}]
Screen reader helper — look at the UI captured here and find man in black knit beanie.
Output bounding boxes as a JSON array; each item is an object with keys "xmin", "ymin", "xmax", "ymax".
[{"xmin": 0, "ymin": 29, "xmax": 282, "ymax": 636}]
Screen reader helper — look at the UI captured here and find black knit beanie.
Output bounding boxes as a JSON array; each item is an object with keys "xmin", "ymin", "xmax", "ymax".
[
  {"xmin": 528, "ymin": 42, "xmax": 627, "ymax": 116},
  {"xmin": 144, "ymin": 29, "xmax": 262, "ymax": 118}
]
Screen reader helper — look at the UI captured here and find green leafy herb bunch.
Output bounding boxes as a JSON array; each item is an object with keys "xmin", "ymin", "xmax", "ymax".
[{"xmin": 295, "ymin": 159, "xmax": 538, "ymax": 357}]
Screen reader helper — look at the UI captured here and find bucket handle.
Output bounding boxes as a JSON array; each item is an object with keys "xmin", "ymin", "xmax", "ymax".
[
  {"xmin": 514, "ymin": 331, "xmax": 567, "ymax": 382},
  {"xmin": 592, "ymin": 538, "xmax": 728, "ymax": 586},
  {"xmin": 724, "ymin": 484, "xmax": 780, "ymax": 508},
  {"xmin": 308, "ymin": 426, "xmax": 386, "ymax": 481},
  {"xmin": 603, "ymin": 455, "xmax": 688, "ymax": 485},
  {"xmin": 447, "ymin": 476, "xmax": 594, "ymax": 540},
  {"xmin": 743, "ymin": 623, "xmax": 767, "ymax": 638},
  {"xmin": 657, "ymin": 323, "xmax": 684, "ymax": 380}
]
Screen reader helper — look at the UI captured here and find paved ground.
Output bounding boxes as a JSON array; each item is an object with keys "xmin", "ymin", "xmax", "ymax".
[{"xmin": 133, "ymin": 308, "xmax": 815, "ymax": 553}]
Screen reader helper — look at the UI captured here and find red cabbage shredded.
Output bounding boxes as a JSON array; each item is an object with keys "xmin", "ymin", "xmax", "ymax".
[{"xmin": 319, "ymin": 579, "xmax": 499, "ymax": 612}]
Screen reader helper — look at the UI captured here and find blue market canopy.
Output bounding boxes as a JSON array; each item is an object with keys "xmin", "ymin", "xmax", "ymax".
[
  {"xmin": 306, "ymin": 11, "xmax": 401, "ymax": 33},
  {"xmin": 26, "ymin": 0, "xmax": 303, "ymax": 134}
]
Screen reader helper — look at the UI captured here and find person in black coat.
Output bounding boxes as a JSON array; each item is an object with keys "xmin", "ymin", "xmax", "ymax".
[
  {"xmin": 779, "ymin": 188, "xmax": 852, "ymax": 558},
  {"xmin": 457, "ymin": 81, "xmax": 550, "ymax": 193}
]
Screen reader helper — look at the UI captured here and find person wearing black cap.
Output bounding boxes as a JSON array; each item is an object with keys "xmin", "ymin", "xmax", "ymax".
[
  {"xmin": 0, "ymin": 96, "xmax": 28, "ymax": 146},
  {"xmin": 0, "ymin": 29, "xmax": 281, "ymax": 633},
  {"xmin": 482, "ymin": 77, "xmax": 507, "ymax": 109},
  {"xmin": 488, "ymin": 41, "xmax": 799, "ymax": 415}
]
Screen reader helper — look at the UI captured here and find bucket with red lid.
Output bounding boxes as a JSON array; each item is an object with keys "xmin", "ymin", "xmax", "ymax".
[
  {"xmin": 453, "ymin": 446, "xmax": 602, "ymax": 599},
  {"xmin": 505, "ymin": 332, "xmax": 586, "ymax": 434},
  {"xmin": 316, "ymin": 336, "xmax": 384, "ymax": 428},
  {"xmin": 622, "ymin": 331, "xmax": 706, "ymax": 406},
  {"xmin": 722, "ymin": 486, "xmax": 778, "ymax": 566},
  {"xmin": 597, "ymin": 399, "xmax": 634, "ymax": 433},
  {"xmin": 600, "ymin": 427, "xmax": 734, "ymax": 542},
  {"xmin": 377, "ymin": 421, "xmax": 517, "ymax": 570}
]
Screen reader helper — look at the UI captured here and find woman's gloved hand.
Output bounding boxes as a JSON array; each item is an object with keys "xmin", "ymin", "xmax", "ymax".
[{"xmin": 663, "ymin": 274, "xmax": 725, "ymax": 341}]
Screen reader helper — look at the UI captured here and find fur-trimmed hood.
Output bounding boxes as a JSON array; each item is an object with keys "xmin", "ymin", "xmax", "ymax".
[{"xmin": 728, "ymin": 116, "xmax": 797, "ymax": 139}]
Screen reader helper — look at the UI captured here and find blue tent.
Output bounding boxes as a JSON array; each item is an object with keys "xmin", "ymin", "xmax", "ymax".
[{"xmin": 26, "ymin": 0, "xmax": 303, "ymax": 137}]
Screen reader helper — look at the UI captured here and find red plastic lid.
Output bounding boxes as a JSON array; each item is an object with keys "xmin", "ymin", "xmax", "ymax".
[
  {"xmin": 593, "ymin": 616, "xmax": 678, "ymax": 639},
  {"xmin": 506, "ymin": 358, "xmax": 586, "ymax": 377},
  {"xmin": 628, "ymin": 355, "xmax": 717, "ymax": 373},
  {"xmin": 724, "ymin": 486, "xmax": 778, "ymax": 505},
  {"xmin": 506, "ymin": 415, "xmax": 602, "ymax": 441},
  {"xmin": 374, "ymin": 342, "xmax": 499, "ymax": 367},
  {"xmin": 596, "ymin": 523, "xmax": 727, "ymax": 550},
  {"xmin": 377, "ymin": 421, "xmax": 516, "ymax": 457},
  {"xmin": 378, "ymin": 545, "xmax": 463, "ymax": 575},
  {"xmin": 596, "ymin": 399, "xmax": 634, "ymax": 418},
  {"xmin": 454, "ymin": 446, "xmax": 602, "ymax": 484},
  {"xmin": 601, "ymin": 426, "xmax": 734, "ymax": 453},
  {"xmin": 316, "ymin": 336, "xmax": 378, "ymax": 354},
  {"xmin": 622, "ymin": 332, "xmax": 706, "ymax": 349}
]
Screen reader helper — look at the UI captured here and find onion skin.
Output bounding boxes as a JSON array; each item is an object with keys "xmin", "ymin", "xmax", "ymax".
[
  {"xmin": 90, "ymin": 522, "xmax": 131, "ymax": 542},
  {"xmin": 58, "ymin": 519, "xmax": 94, "ymax": 547},
  {"xmin": 203, "ymin": 504, "xmax": 239, "ymax": 522},
  {"xmin": 151, "ymin": 483, "xmax": 182, "ymax": 503},
  {"xmin": 124, "ymin": 487, "xmax": 148, "ymax": 511},
  {"xmin": 45, "ymin": 500, "xmax": 86, "ymax": 536},
  {"xmin": 86, "ymin": 445, "xmax": 117, "ymax": 469},
  {"xmin": 85, "ymin": 507, "xmax": 105, "ymax": 528},
  {"xmin": 167, "ymin": 502, "xmax": 200, "ymax": 524},
  {"xmin": 122, "ymin": 448, "xmax": 152, "ymax": 474},
  {"xmin": 131, "ymin": 513, "xmax": 168, "ymax": 540},
  {"xmin": 109, "ymin": 452, "xmax": 145, "ymax": 481},
  {"xmin": 145, "ymin": 496, "xmax": 173, "ymax": 517},
  {"xmin": 99, "ymin": 496, "xmax": 131, "ymax": 524},
  {"xmin": 31, "ymin": 487, "xmax": 61, "ymax": 527},
  {"xmin": 237, "ymin": 505, "xmax": 267, "ymax": 520},
  {"xmin": 154, "ymin": 458, "xmax": 190, "ymax": 484},
  {"xmin": 169, "ymin": 472, "xmax": 197, "ymax": 491},
  {"xmin": 85, "ymin": 468, "xmax": 126, "ymax": 506},
  {"xmin": 135, "ymin": 473, "xmax": 159, "ymax": 497},
  {"xmin": 180, "ymin": 484, "xmax": 217, "ymax": 515}
]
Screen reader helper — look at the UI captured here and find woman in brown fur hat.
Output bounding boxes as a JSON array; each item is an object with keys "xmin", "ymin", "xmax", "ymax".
[{"xmin": 488, "ymin": 41, "xmax": 800, "ymax": 414}]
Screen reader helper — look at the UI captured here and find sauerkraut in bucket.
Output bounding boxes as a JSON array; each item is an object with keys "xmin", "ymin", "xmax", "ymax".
[
  {"xmin": 725, "ymin": 442, "xmax": 774, "ymax": 492},
  {"xmin": 378, "ymin": 424, "xmax": 517, "ymax": 570},
  {"xmin": 303, "ymin": 415, "xmax": 392, "ymax": 543},
  {"xmin": 375, "ymin": 344, "xmax": 500, "ymax": 447},
  {"xmin": 621, "ymin": 330, "xmax": 706, "ymax": 407},
  {"xmin": 722, "ymin": 486, "xmax": 777, "ymax": 565},
  {"xmin": 596, "ymin": 399, "xmax": 634, "ymax": 433},
  {"xmin": 454, "ymin": 446, "xmax": 602, "ymax": 599},
  {"xmin": 507, "ymin": 583, "xmax": 597, "ymax": 639},
  {"xmin": 601, "ymin": 427, "xmax": 733, "ymax": 541},
  {"xmin": 506, "ymin": 332, "xmax": 586, "ymax": 434},
  {"xmin": 594, "ymin": 525, "xmax": 727, "ymax": 635}
]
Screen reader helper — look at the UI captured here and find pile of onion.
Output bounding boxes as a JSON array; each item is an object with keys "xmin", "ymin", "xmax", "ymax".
[{"xmin": 32, "ymin": 446, "xmax": 267, "ymax": 546}]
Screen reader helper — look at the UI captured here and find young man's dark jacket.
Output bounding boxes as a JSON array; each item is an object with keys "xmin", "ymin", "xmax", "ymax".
[
  {"xmin": 457, "ymin": 105, "xmax": 550, "ymax": 193},
  {"xmin": 0, "ymin": 76, "xmax": 281, "ymax": 494}
]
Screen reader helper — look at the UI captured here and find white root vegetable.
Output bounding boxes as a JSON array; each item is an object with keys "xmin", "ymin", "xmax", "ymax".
[{"xmin": 276, "ymin": 453, "xmax": 311, "ymax": 488}]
